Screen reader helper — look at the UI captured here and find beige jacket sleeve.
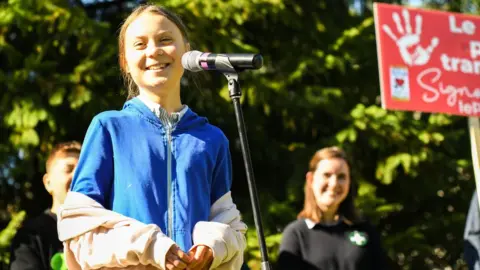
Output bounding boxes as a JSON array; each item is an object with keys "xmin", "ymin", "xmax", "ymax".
[
  {"xmin": 57, "ymin": 192, "xmax": 175, "ymax": 270},
  {"xmin": 191, "ymin": 191, "xmax": 248, "ymax": 270}
]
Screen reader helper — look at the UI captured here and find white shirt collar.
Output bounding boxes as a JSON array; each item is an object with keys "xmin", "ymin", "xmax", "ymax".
[
  {"xmin": 137, "ymin": 95, "xmax": 188, "ymax": 123},
  {"xmin": 304, "ymin": 217, "xmax": 344, "ymax": 229},
  {"xmin": 305, "ymin": 218, "xmax": 317, "ymax": 229}
]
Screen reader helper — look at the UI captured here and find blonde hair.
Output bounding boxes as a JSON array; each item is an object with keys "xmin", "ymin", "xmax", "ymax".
[
  {"xmin": 118, "ymin": 4, "xmax": 190, "ymax": 100},
  {"xmin": 46, "ymin": 141, "xmax": 81, "ymax": 172}
]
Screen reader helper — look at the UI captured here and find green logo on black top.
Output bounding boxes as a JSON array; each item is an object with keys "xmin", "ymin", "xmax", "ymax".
[
  {"xmin": 51, "ymin": 252, "xmax": 67, "ymax": 270},
  {"xmin": 347, "ymin": 230, "xmax": 368, "ymax": 246}
]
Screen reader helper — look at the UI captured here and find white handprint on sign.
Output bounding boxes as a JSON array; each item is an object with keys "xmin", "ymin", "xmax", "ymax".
[{"xmin": 382, "ymin": 9, "xmax": 439, "ymax": 66}]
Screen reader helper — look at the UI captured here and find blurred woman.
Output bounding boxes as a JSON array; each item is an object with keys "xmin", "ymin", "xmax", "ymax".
[{"xmin": 278, "ymin": 146, "xmax": 388, "ymax": 270}]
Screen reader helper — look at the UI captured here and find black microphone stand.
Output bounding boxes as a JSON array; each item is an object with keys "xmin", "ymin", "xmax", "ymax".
[{"xmin": 213, "ymin": 55, "xmax": 271, "ymax": 270}]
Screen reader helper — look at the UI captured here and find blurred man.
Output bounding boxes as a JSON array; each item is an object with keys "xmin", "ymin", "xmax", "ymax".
[
  {"xmin": 465, "ymin": 190, "xmax": 480, "ymax": 270},
  {"xmin": 9, "ymin": 141, "xmax": 81, "ymax": 270}
]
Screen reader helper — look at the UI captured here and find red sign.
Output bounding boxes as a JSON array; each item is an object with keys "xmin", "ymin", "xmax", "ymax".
[{"xmin": 374, "ymin": 3, "xmax": 480, "ymax": 117}]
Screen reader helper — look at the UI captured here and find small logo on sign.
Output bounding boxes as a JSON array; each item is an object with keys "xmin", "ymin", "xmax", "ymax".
[{"xmin": 390, "ymin": 66, "xmax": 410, "ymax": 101}]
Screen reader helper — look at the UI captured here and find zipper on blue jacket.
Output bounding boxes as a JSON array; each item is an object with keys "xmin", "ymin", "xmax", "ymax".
[
  {"xmin": 167, "ymin": 125, "xmax": 173, "ymax": 239},
  {"xmin": 157, "ymin": 107, "xmax": 179, "ymax": 240}
]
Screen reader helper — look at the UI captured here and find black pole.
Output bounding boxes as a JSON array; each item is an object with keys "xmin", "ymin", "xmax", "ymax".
[
  {"xmin": 223, "ymin": 72, "xmax": 271, "ymax": 270},
  {"xmin": 205, "ymin": 53, "xmax": 270, "ymax": 269}
]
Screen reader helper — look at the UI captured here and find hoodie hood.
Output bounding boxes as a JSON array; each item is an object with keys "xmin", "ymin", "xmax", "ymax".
[{"xmin": 122, "ymin": 97, "xmax": 208, "ymax": 132}]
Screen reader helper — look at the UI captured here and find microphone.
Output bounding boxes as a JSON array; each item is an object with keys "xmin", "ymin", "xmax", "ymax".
[{"xmin": 182, "ymin": 50, "xmax": 263, "ymax": 72}]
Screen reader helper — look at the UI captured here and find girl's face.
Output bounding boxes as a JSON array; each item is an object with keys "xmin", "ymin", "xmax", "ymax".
[
  {"xmin": 307, "ymin": 158, "xmax": 350, "ymax": 212},
  {"xmin": 124, "ymin": 12, "xmax": 188, "ymax": 95}
]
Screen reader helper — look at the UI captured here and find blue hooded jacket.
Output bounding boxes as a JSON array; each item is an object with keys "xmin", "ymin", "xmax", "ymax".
[{"xmin": 70, "ymin": 97, "xmax": 232, "ymax": 251}]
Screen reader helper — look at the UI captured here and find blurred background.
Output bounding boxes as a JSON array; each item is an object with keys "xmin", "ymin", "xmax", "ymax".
[{"xmin": 0, "ymin": 0, "xmax": 478, "ymax": 269}]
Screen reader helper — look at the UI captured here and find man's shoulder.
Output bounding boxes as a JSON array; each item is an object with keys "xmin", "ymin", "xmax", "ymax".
[
  {"xmin": 19, "ymin": 212, "xmax": 57, "ymax": 236},
  {"xmin": 10, "ymin": 212, "xmax": 63, "ymax": 270}
]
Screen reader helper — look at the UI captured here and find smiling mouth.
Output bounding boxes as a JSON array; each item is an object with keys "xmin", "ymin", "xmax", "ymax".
[
  {"xmin": 325, "ymin": 190, "xmax": 342, "ymax": 196},
  {"xmin": 146, "ymin": 63, "xmax": 170, "ymax": 70}
]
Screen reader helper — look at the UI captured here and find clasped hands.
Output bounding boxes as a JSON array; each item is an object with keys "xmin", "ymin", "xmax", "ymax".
[{"xmin": 166, "ymin": 244, "xmax": 213, "ymax": 270}]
